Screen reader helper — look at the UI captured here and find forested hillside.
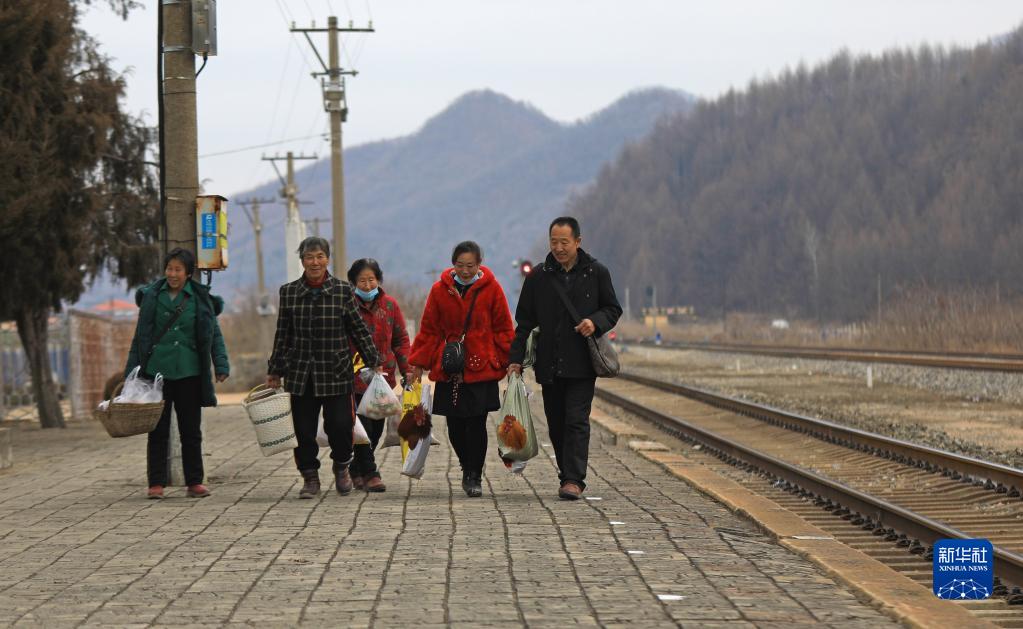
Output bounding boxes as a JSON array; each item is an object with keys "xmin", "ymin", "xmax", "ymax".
[{"xmin": 573, "ymin": 30, "xmax": 1023, "ymax": 321}]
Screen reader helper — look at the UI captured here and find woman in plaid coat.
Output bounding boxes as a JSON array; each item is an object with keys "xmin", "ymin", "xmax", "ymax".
[{"xmin": 266, "ymin": 237, "xmax": 381, "ymax": 499}]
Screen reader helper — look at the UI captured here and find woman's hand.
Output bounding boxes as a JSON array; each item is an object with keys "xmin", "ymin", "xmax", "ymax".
[
  {"xmin": 507, "ymin": 363, "xmax": 522, "ymax": 376},
  {"xmin": 215, "ymin": 373, "xmax": 229, "ymax": 383},
  {"xmin": 266, "ymin": 374, "xmax": 282, "ymax": 389},
  {"xmin": 411, "ymin": 366, "xmax": 424, "ymax": 382}
]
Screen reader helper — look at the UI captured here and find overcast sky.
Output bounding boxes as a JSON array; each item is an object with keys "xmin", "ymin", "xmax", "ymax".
[{"xmin": 82, "ymin": 1, "xmax": 1023, "ymax": 196}]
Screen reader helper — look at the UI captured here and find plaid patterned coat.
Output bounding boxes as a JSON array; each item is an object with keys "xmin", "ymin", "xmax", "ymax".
[{"xmin": 268, "ymin": 274, "xmax": 381, "ymax": 397}]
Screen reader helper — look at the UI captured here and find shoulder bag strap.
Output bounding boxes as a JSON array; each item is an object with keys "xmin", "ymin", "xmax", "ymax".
[
  {"xmin": 141, "ymin": 292, "xmax": 191, "ymax": 372},
  {"xmin": 548, "ymin": 271, "xmax": 583, "ymax": 326},
  {"xmin": 458, "ymin": 289, "xmax": 480, "ymax": 342}
]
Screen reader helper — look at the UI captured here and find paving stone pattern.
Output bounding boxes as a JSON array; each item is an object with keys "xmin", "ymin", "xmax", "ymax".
[{"xmin": 0, "ymin": 396, "xmax": 897, "ymax": 628}]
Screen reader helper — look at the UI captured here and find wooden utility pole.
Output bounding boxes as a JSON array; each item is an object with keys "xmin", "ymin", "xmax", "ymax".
[
  {"xmin": 290, "ymin": 17, "xmax": 374, "ymax": 275},
  {"xmin": 237, "ymin": 197, "xmax": 276, "ymax": 302},
  {"xmin": 262, "ymin": 152, "xmax": 316, "ymax": 281},
  {"xmin": 305, "ymin": 217, "xmax": 329, "ymax": 238}
]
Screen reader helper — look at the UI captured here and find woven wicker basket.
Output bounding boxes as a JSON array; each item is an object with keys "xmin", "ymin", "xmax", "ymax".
[
  {"xmin": 94, "ymin": 382, "xmax": 165, "ymax": 438},
  {"xmin": 242, "ymin": 384, "xmax": 297, "ymax": 456}
]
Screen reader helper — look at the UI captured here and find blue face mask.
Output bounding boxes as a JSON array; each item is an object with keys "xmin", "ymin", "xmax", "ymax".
[
  {"xmin": 453, "ymin": 270, "xmax": 482, "ymax": 286},
  {"xmin": 355, "ymin": 287, "xmax": 379, "ymax": 301}
]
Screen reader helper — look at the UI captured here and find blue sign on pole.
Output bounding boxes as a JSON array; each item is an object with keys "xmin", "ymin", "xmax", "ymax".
[
  {"xmin": 933, "ymin": 538, "xmax": 993, "ymax": 600},
  {"xmin": 201, "ymin": 212, "xmax": 215, "ymax": 234}
]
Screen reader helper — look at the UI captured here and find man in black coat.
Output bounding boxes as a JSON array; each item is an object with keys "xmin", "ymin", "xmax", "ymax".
[{"xmin": 509, "ymin": 217, "xmax": 622, "ymax": 500}]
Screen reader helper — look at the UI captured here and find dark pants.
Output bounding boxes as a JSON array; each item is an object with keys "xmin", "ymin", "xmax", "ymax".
[
  {"xmin": 291, "ymin": 386, "xmax": 355, "ymax": 472},
  {"xmin": 446, "ymin": 414, "xmax": 488, "ymax": 475},
  {"xmin": 541, "ymin": 377, "xmax": 596, "ymax": 489},
  {"xmin": 147, "ymin": 376, "xmax": 203, "ymax": 487},
  {"xmin": 351, "ymin": 393, "xmax": 386, "ymax": 479}
]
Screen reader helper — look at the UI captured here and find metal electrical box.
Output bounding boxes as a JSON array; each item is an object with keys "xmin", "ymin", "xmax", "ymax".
[
  {"xmin": 191, "ymin": 0, "xmax": 217, "ymax": 56},
  {"xmin": 195, "ymin": 195, "xmax": 228, "ymax": 270}
]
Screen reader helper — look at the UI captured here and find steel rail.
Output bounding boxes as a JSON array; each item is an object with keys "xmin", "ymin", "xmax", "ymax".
[
  {"xmin": 619, "ymin": 371, "xmax": 1023, "ymax": 496},
  {"xmin": 594, "ymin": 383, "xmax": 1023, "ymax": 588},
  {"xmin": 623, "ymin": 340, "xmax": 1023, "ymax": 372}
]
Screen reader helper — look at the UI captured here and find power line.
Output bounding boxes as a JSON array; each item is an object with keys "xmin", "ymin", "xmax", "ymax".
[{"xmin": 198, "ymin": 133, "xmax": 328, "ymax": 159}]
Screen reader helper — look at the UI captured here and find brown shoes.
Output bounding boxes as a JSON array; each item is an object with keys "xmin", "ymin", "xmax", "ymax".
[
  {"xmin": 333, "ymin": 463, "xmax": 353, "ymax": 495},
  {"xmin": 352, "ymin": 475, "xmax": 366, "ymax": 491},
  {"xmin": 187, "ymin": 484, "xmax": 211, "ymax": 498},
  {"xmin": 147, "ymin": 485, "xmax": 165, "ymax": 500},
  {"xmin": 558, "ymin": 482, "xmax": 583, "ymax": 500},
  {"xmin": 299, "ymin": 470, "xmax": 320, "ymax": 499},
  {"xmin": 365, "ymin": 476, "xmax": 386, "ymax": 493}
]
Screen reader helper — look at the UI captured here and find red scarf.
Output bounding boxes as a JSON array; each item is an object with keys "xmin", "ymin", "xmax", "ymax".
[{"xmin": 304, "ymin": 273, "xmax": 327, "ymax": 288}]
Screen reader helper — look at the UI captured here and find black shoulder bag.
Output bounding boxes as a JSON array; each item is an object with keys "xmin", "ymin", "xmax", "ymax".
[
  {"xmin": 140, "ymin": 292, "xmax": 191, "ymax": 375},
  {"xmin": 548, "ymin": 273, "xmax": 620, "ymax": 378},
  {"xmin": 441, "ymin": 290, "xmax": 480, "ymax": 376}
]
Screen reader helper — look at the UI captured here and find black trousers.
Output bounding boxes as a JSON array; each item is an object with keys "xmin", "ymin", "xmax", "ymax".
[
  {"xmin": 351, "ymin": 393, "xmax": 385, "ymax": 479},
  {"xmin": 147, "ymin": 376, "xmax": 204, "ymax": 487},
  {"xmin": 446, "ymin": 414, "xmax": 488, "ymax": 475},
  {"xmin": 291, "ymin": 386, "xmax": 355, "ymax": 472},
  {"xmin": 541, "ymin": 377, "xmax": 596, "ymax": 489}
]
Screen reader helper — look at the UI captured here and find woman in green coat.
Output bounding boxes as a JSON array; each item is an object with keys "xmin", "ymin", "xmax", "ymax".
[{"xmin": 124, "ymin": 248, "xmax": 230, "ymax": 499}]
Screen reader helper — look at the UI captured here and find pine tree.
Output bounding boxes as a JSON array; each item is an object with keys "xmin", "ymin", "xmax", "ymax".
[{"xmin": 0, "ymin": 0, "xmax": 158, "ymax": 428}]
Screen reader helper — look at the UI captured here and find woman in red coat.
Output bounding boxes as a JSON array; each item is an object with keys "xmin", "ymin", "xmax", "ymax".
[
  {"xmin": 410, "ymin": 241, "xmax": 515, "ymax": 497},
  {"xmin": 348, "ymin": 258, "xmax": 411, "ymax": 493}
]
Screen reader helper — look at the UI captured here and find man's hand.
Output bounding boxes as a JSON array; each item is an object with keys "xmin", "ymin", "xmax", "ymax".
[
  {"xmin": 215, "ymin": 373, "xmax": 229, "ymax": 383},
  {"xmin": 574, "ymin": 318, "xmax": 596, "ymax": 337},
  {"xmin": 266, "ymin": 374, "xmax": 282, "ymax": 389},
  {"xmin": 411, "ymin": 366, "xmax": 424, "ymax": 382},
  {"xmin": 507, "ymin": 363, "xmax": 522, "ymax": 376},
  {"xmin": 375, "ymin": 365, "xmax": 385, "ymax": 374}
]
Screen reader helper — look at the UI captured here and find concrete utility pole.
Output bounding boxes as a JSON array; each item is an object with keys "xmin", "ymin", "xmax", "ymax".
[
  {"xmin": 160, "ymin": 0, "xmax": 209, "ymax": 487},
  {"xmin": 291, "ymin": 17, "xmax": 374, "ymax": 275},
  {"xmin": 162, "ymin": 1, "xmax": 198, "ymax": 256},
  {"xmin": 262, "ymin": 152, "xmax": 316, "ymax": 281}
]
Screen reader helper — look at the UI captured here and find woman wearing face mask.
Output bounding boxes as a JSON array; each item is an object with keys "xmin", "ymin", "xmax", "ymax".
[
  {"xmin": 346, "ymin": 258, "xmax": 411, "ymax": 492},
  {"xmin": 409, "ymin": 241, "xmax": 515, "ymax": 497},
  {"xmin": 124, "ymin": 248, "xmax": 230, "ymax": 500}
]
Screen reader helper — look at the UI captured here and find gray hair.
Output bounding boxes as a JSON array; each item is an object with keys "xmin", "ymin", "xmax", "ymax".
[{"xmin": 297, "ymin": 236, "xmax": 331, "ymax": 259}]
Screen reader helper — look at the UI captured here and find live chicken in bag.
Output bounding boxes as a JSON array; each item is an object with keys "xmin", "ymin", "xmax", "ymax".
[
  {"xmin": 495, "ymin": 372, "xmax": 538, "ymax": 464},
  {"xmin": 398, "ymin": 383, "xmax": 432, "ymax": 450}
]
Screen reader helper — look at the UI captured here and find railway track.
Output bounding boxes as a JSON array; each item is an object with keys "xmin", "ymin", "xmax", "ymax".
[
  {"xmin": 622, "ymin": 339, "xmax": 1023, "ymax": 373},
  {"xmin": 595, "ymin": 372, "xmax": 1023, "ymax": 626}
]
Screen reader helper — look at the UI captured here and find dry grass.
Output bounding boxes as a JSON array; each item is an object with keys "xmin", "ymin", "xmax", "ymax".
[{"xmin": 618, "ymin": 287, "xmax": 1023, "ymax": 354}]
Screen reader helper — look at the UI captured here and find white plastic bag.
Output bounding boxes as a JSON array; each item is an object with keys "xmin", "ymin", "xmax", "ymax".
[
  {"xmin": 356, "ymin": 371, "xmax": 402, "ymax": 419},
  {"xmin": 353, "ymin": 417, "xmax": 371, "ymax": 445},
  {"xmin": 317, "ymin": 413, "xmax": 371, "ymax": 447},
  {"xmin": 115, "ymin": 366, "xmax": 164, "ymax": 404},
  {"xmin": 382, "ymin": 412, "xmax": 401, "ymax": 448},
  {"xmin": 401, "ymin": 432, "xmax": 431, "ymax": 480}
]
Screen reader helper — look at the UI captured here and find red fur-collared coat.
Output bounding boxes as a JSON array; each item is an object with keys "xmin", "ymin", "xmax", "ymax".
[{"xmin": 409, "ymin": 266, "xmax": 514, "ymax": 384}]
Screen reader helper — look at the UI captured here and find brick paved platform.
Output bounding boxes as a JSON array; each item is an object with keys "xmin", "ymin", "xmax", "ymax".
[{"xmin": 0, "ymin": 394, "xmax": 898, "ymax": 628}]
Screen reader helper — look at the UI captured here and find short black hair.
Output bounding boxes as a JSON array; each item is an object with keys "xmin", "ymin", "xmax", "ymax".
[
  {"xmin": 163, "ymin": 247, "xmax": 196, "ymax": 276},
  {"xmin": 451, "ymin": 240, "xmax": 483, "ymax": 265},
  {"xmin": 298, "ymin": 236, "xmax": 330, "ymax": 259},
  {"xmin": 549, "ymin": 216, "xmax": 581, "ymax": 239},
  {"xmin": 347, "ymin": 258, "xmax": 383, "ymax": 284}
]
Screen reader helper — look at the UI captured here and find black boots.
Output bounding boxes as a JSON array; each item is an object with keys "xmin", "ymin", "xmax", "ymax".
[
  {"xmin": 461, "ymin": 470, "xmax": 483, "ymax": 498},
  {"xmin": 299, "ymin": 470, "xmax": 320, "ymax": 499}
]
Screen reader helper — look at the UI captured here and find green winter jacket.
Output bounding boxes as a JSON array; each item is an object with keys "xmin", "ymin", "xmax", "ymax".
[{"xmin": 124, "ymin": 278, "xmax": 230, "ymax": 407}]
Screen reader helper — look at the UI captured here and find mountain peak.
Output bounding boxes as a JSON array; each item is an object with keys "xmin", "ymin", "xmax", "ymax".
[{"xmin": 416, "ymin": 89, "xmax": 560, "ymax": 149}]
